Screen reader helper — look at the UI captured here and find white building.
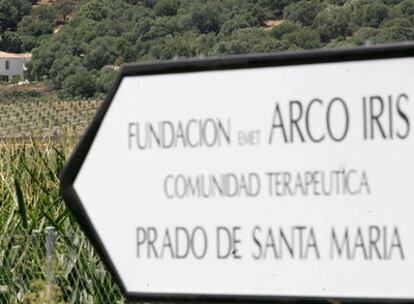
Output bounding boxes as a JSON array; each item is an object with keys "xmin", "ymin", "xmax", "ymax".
[{"xmin": 0, "ymin": 51, "xmax": 32, "ymax": 82}]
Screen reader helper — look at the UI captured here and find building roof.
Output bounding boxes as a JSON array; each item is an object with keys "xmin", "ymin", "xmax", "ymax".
[{"xmin": 0, "ymin": 51, "xmax": 32, "ymax": 59}]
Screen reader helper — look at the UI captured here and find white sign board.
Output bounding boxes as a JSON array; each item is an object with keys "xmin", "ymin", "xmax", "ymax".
[{"xmin": 61, "ymin": 46, "xmax": 414, "ymax": 302}]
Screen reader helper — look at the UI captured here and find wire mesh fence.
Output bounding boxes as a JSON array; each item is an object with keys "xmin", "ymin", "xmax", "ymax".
[{"xmin": 0, "ymin": 227, "xmax": 125, "ymax": 303}]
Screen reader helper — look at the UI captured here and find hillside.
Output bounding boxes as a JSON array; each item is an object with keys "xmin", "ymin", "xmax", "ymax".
[{"xmin": 1, "ymin": 0, "xmax": 414, "ymax": 99}]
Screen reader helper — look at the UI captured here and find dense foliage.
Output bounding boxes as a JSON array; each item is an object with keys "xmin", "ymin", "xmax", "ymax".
[
  {"xmin": 0, "ymin": 0, "xmax": 77, "ymax": 52},
  {"xmin": 2, "ymin": 0, "xmax": 414, "ymax": 98}
]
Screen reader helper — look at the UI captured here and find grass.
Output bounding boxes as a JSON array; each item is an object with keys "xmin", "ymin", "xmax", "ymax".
[
  {"xmin": 0, "ymin": 138, "xmax": 122, "ymax": 302},
  {"xmin": 0, "ymin": 83, "xmax": 124, "ymax": 302}
]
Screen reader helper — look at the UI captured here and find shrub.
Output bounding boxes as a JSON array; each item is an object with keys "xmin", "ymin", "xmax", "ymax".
[
  {"xmin": 77, "ymin": 0, "xmax": 108, "ymax": 21},
  {"xmin": 191, "ymin": 3, "xmax": 221, "ymax": 34},
  {"xmin": 362, "ymin": 3, "xmax": 389, "ymax": 28},
  {"xmin": 283, "ymin": 0, "xmax": 322, "ymax": 26},
  {"xmin": 271, "ymin": 21, "xmax": 301, "ymax": 39},
  {"xmin": 349, "ymin": 2, "xmax": 389, "ymax": 29},
  {"xmin": 0, "ymin": 31, "xmax": 22, "ymax": 52},
  {"xmin": 0, "ymin": 0, "xmax": 31, "ymax": 30},
  {"xmin": 349, "ymin": 27, "xmax": 379, "ymax": 45},
  {"xmin": 55, "ymin": 0, "xmax": 76, "ymax": 24},
  {"xmin": 375, "ymin": 18, "xmax": 414, "ymax": 42},
  {"xmin": 251, "ymin": 39, "xmax": 289, "ymax": 53},
  {"xmin": 96, "ymin": 69, "xmax": 118, "ymax": 93},
  {"xmin": 314, "ymin": 5, "xmax": 351, "ymax": 42},
  {"xmin": 400, "ymin": 0, "xmax": 414, "ymax": 15},
  {"xmin": 20, "ymin": 34, "xmax": 38, "ymax": 51},
  {"xmin": 265, "ymin": 0, "xmax": 301, "ymax": 17},
  {"xmin": 60, "ymin": 66, "xmax": 96, "ymax": 99},
  {"xmin": 49, "ymin": 54, "xmax": 82, "ymax": 89},
  {"xmin": 282, "ymin": 27, "xmax": 322, "ymax": 49},
  {"xmin": 154, "ymin": 0, "xmax": 180, "ymax": 16},
  {"xmin": 18, "ymin": 16, "xmax": 54, "ymax": 37}
]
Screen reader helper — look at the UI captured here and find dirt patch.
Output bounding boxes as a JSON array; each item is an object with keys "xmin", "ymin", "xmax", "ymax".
[
  {"xmin": 37, "ymin": 0, "xmax": 52, "ymax": 5},
  {"xmin": 263, "ymin": 19, "xmax": 284, "ymax": 31},
  {"xmin": 0, "ymin": 82, "xmax": 50, "ymax": 94}
]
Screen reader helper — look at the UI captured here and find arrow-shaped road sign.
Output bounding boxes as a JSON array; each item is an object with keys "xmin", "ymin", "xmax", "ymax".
[{"xmin": 61, "ymin": 44, "xmax": 414, "ymax": 302}]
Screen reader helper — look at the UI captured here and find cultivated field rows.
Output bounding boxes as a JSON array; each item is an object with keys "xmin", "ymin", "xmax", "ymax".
[{"xmin": 0, "ymin": 94, "xmax": 101, "ymax": 140}]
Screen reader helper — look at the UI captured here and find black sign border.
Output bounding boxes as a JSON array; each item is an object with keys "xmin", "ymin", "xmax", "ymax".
[{"xmin": 60, "ymin": 43, "xmax": 414, "ymax": 303}]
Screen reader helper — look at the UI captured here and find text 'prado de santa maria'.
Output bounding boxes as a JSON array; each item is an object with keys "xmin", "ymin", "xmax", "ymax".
[{"xmin": 62, "ymin": 46, "xmax": 414, "ymax": 301}]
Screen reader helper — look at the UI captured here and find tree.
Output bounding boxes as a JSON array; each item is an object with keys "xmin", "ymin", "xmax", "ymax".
[
  {"xmin": 55, "ymin": 0, "xmax": 76, "ymax": 24},
  {"xmin": 400, "ymin": 0, "xmax": 414, "ymax": 15},
  {"xmin": 49, "ymin": 54, "xmax": 81, "ymax": 89},
  {"xmin": 84, "ymin": 44, "xmax": 114, "ymax": 70},
  {"xmin": 251, "ymin": 39, "xmax": 289, "ymax": 53},
  {"xmin": 32, "ymin": 5, "xmax": 56, "ymax": 24},
  {"xmin": 328, "ymin": 0, "xmax": 346, "ymax": 5},
  {"xmin": 60, "ymin": 66, "xmax": 96, "ymax": 99},
  {"xmin": 362, "ymin": 3, "xmax": 389, "ymax": 28},
  {"xmin": 348, "ymin": 27, "xmax": 379, "ymax": 45},
  {"xmin": 214, "ymin": 28, "xmax": 285, "ymax": 55},
  {"xmin": 125, "ymin": 0, "xmax": 156, "ymax": 7},
  {"xmin": 143, "ymin": 16, "xmax": 177, "ymax": 40},
  {"xmin": 314, "ymin": 5, "xmax": 351, "ymax": 42},
  {"xmin": 154, "ymin": 0, "xmax": 180, "ymax": 17},
  {"xmin": 83, "ymin": 36, "xmax": 133, "ymax": 70},
  {"xmin": 14, "ymin": 0, "xmax": 414, "ymax": 100},
  {"xmin": 0, "ymin": 0, "xmax": 31, "ymax": 31},
  {"xmin": 18, "ymin": 16, "xmax": 54, "ymax": 37},
  {"xmin": 271, "ymin": 21, "xmax": 301, "ymax": 39},
  {"xmin": 0, "ymin": 31, "xmax": 22, "ymax": 52},
  {"xmin": 78, "ymin": 0, "xmax": 108, "ymax": 21},
  {"xmin": 283, "ymin": 0, "xmax": 322, "ymax": 26},
  {"xmin": 375, "ymin": 17, "xmax": 414, "ymax": 42},
  {"xmin": 147, "ymin": 37, "xmax": 192, "ymax": 59},
  {"xmin": 282, "ymin": 27, "xmax": 322, "ymax": 49},
  {"xmin": 347, "ymin": 1, "xmax": 389, "ymax": 29},
  {"xmin": 383, "ymin": 0, "xmax": 404, "ymax": 4},
  {"xmin": 113, "ymin": 37, "xmax": 135, "ymax": 61},
  {"xmin": 191, "ymin": 3, "xmax": 221, "ymax": 34},
  {"xmin": 263, "ymin": 0, "xmax": 301, "ymax": 17},
  {"xmin": 17, "ymin": 5, "xmax": 56, "ymax": 39},
  {"xmin": 190, "ymin": 32, "xmax": 217, "ymax": 56},
  {"xmin": 70, "ymin": 18, "xmax": 99, "ymax": 43},
  {"xmin": 376, "ymin": 24, "xmax": 414, "ymax": 42},
  {"xmin": 20, "ymin": 34, "xmax": 37, "ymax": 51},
  {"xmin": 220, "ymin": 19, "xmax": 250, "ymax": 36},
  {"xmin": 30, "ymin": 38, "xmax": 58, "ymax": 80},
  {"xmin": 96, "ymin": 68, "xmax": 117, "ymax": 93}
]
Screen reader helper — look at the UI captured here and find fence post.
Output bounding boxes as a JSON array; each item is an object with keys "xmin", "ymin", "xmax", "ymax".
[{"xmin": 45, "ymin": 226, "xmax": 56, "ymax": 303}]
